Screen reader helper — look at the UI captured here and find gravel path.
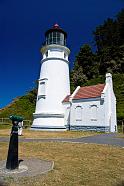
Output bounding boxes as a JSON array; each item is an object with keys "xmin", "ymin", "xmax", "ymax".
[
  {"xmin": 0, "ymin": 133, "xmax": 124, "ymax": 147},
  {"xmin": 68, "ymin": 133, "xmax": 124, "ymax": 147}
]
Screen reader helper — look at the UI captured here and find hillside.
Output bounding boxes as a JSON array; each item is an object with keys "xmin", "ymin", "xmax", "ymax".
[{"xmin": 0, "ymin": 89, "xmax": 37, "ymax": 120}]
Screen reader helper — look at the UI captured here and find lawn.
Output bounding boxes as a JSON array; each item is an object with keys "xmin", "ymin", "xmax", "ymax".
[
  {"xmin": 0, "ymin": 128, "xmax": 98, "ymax": 138},
  {"xmin": 0, "ymin": 142, "xmax": 124, "ymax": 186}
]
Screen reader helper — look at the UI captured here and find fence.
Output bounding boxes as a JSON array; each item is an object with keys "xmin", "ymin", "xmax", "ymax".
[
  {"xmin": 117, "ymin": 119, "xmax": 124, "ymax": 133},
  {"xmin": 0, "ymin": 118, "xmax": 32, "ymax": 128},
  {"xmin": 0, "ymin": 118, "xmax": 123, "ymax": 132}
]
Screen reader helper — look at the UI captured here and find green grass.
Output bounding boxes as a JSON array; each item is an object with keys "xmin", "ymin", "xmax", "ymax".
[
  {"xmin": 0, "ymin": 124, "xmax": 11, "ymax": 129},
  {"xmin": 0, "ymin": 128, "xmax": 98, "ymax": 138}
]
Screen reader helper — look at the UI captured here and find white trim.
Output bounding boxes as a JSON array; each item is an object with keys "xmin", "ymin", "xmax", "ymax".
[
  {"xmin": 41, "ymin": 57, "xmax": 69, "ymax": 64},
  {"xmin": 41, "ymin": 44, "xmax": 70, "ymax": 56},
  {"xmin": 69, "ymin": 86, "xmax": 80, "ymax": 102},
  {"xmin": 33, "ymin": 113, "xmax": 64, "ymax": 118},
  {"xmin": 38, "ymin": 78, "xmax": 48, "ymax": 81},
  {"xmin": 101, "ymin": 84, "xmax": 108, "ymax": 100}
]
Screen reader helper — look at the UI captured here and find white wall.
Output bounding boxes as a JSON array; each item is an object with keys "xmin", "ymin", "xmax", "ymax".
[
  {"xmin": 63, "ymin": 102, "xmax": 71, "ymax": 127},
  {"xmin": 36, "ymin": 58, "xmax": 70, "ymax": 113},
  {"xmin": 70, "ymin": 97, "xmax": 105, "ymax": 127},
  {"xmin": 104, "ymin": 73, "xmax": 117, "ymax": 132},
  {"xmin": 32, "ymin": 44, "xmax": 70, "ymax": 130},
  {"xmin": 67, "ymin": 73, "xmax": 117, "ymax": 132}
]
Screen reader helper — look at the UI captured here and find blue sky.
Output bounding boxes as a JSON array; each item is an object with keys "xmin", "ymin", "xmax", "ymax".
[{"xmin": 0, "ymin": 0, "xmax": 124, "ymax": 108}]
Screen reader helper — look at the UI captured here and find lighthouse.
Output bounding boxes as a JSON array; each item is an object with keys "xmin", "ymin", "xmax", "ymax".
[{"xmin": 31, "ymin": 24, "xmax": 70, "ymax": 131}]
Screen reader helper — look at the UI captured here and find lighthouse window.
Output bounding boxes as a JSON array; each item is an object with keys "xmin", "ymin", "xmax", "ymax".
[
  {"xmin": 60, "ymin": 33, "xmax": 64, "ymax": 45},
  {"xmin": 40, "ymin": 82, "xmax": 45, "ymax": 96},
  {"xmin": 46, "ymin": 31, "xmax": 66, "ymax": 46},
  {"xmin": 53, "ymin": 32, "xmax": 56, "ymax": 37},
  {"xmin": 50, "ymin": 37, "xmax": 52, "ymax": 44},
  {"xmin": 64, "ymin": 53, "xmax": 66, "ymax": 59},
  {"xmin": 57, "ymin": 34, "xmax": 60, "ymax": 43},
  {"xmin": 53, "ymin": 37, "xmax": 56, "ymax": 44}
]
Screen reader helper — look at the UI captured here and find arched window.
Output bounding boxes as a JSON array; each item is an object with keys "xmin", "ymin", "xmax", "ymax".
[
  {"xmin": 90, "ymin": 105, "xmax": 97, "ymax": 120},
  {"xmin": 75, "ymin": 106, "xmax": 82, "ymax": 121}
]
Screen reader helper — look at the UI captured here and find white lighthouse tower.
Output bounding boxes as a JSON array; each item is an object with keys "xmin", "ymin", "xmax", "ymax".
[{"xmin": 31, "ymin": 24, "xmax": 70, "ymax": 131}]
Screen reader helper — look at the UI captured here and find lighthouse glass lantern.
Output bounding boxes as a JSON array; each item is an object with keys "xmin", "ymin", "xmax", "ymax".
[
  {"xmin": 45, "ymin": 24, "xmax": 66, "ymax": 46},
  {"xmin": 31, "ymin": 24, "xmax": 70, "ymax": 131}
]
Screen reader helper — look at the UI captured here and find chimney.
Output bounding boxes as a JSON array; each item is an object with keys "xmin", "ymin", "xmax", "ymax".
[{"xmin": 105, "ymin": 73, "xmax": 113, "ymax": 88}]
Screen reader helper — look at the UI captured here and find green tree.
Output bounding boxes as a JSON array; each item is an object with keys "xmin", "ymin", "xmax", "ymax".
[
  {"xmin": 98, "ymin": 45, "xmax": 124, "ymax": 74},
  {"xmin": 93, "ymin": 9, "xmax": 124, "ymax": 74},
  {"xmin": 75, "ymin": 44, "xmax": 99, "ymax": 79},
  {"xmin": 93, "ymin": 18, "xmax": 120, "ymax": 52},
  {"xmin": 117, "ymin": 9, "xmax": 124, "ymax": 45},
  {"xmin": 70, "ymin": 64, "xmax": 87, "ymax": 91},
  {"xmin": 70, "ymin": 44, "xmax": 99, "ymax": 91}
]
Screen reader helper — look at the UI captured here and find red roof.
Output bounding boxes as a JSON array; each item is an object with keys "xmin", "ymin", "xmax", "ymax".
[
  {"xmin": 62, "ymin": 84, "xmax": 105, "ymax": 102},
  {"xmin": 53, "ymin": 23, "xmax": 60, "ymax": 29},
  {"xmin": 45, "ymin": 24, "xmax": 67, "ymax": 37},
  {"xmin": 62, "ymin": 95, "xmax": 70, "ymax": 103},
  {"xmin": 73, "ymin": 84, "xmax": 105, "ymax": 100}
]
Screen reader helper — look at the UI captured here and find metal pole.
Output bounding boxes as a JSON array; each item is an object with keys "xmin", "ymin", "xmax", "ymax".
[
  {"xmin": 122, "ymin": 120, "xmax": 124, "ymax": 134},
  {"xmin": 6, "ymin": 120, "xmax": 19, "ymax": 170},
  {"xmin": 6, "ymin": 115, "xmax": 23, "ymax": 170}
]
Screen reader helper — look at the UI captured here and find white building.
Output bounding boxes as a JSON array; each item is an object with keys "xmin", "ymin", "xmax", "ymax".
[
  {"xmin": 63, "ymin": 73, "xmax": 117, "ymax": 132},
  {"xmin": 31, "ymin": 24, "xmax": 117, "ymax": 132}
]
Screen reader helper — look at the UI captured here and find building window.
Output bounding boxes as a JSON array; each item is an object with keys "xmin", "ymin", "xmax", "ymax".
[
  {"xmin": 75, "ymin": 106, "xmax": 82, "ymax": 121},
  {"xmin": 64, "ymin": 53, "xmax": 66, "ymax": 59},
  {"xmin": 90, "ymin": 105, "xmax": 97, "ymax": 121}
]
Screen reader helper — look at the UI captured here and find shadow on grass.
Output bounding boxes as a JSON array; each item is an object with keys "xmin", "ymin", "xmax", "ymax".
[
  {"xmin": 0, "ymin": 181, "xmax": 8, "ymax": 186},
  {"xmin": 18, "ymin": 159, "xmax": 24, "ymax": 165},
  {"xmin": 116, "ymin": 181, "xmax": 124, "ymax": 186}
]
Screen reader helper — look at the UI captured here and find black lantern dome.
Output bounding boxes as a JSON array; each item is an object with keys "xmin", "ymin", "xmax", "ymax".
[{"xmin": 45, "ymin": 24, "xmax": 67, "ymax": 46}]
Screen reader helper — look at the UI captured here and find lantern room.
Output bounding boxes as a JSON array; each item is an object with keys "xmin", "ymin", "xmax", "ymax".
[{"xmin": 45, "ymin": 24, "xmax": 67, "ymax": 46}]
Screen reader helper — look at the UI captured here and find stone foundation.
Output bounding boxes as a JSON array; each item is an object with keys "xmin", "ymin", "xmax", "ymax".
[{"xmin": 69, "ymin": 125, "xmax": 110, "ymax": 132}]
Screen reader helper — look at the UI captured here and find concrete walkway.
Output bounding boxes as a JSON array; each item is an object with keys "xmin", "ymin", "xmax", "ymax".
[
  {"xmin": 0, "ymin": 158, "xmax": 54, "ymax": 178},
  {"xmin": 0, "ymin": 133, "xmax": 124, "ymax": 147}
]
